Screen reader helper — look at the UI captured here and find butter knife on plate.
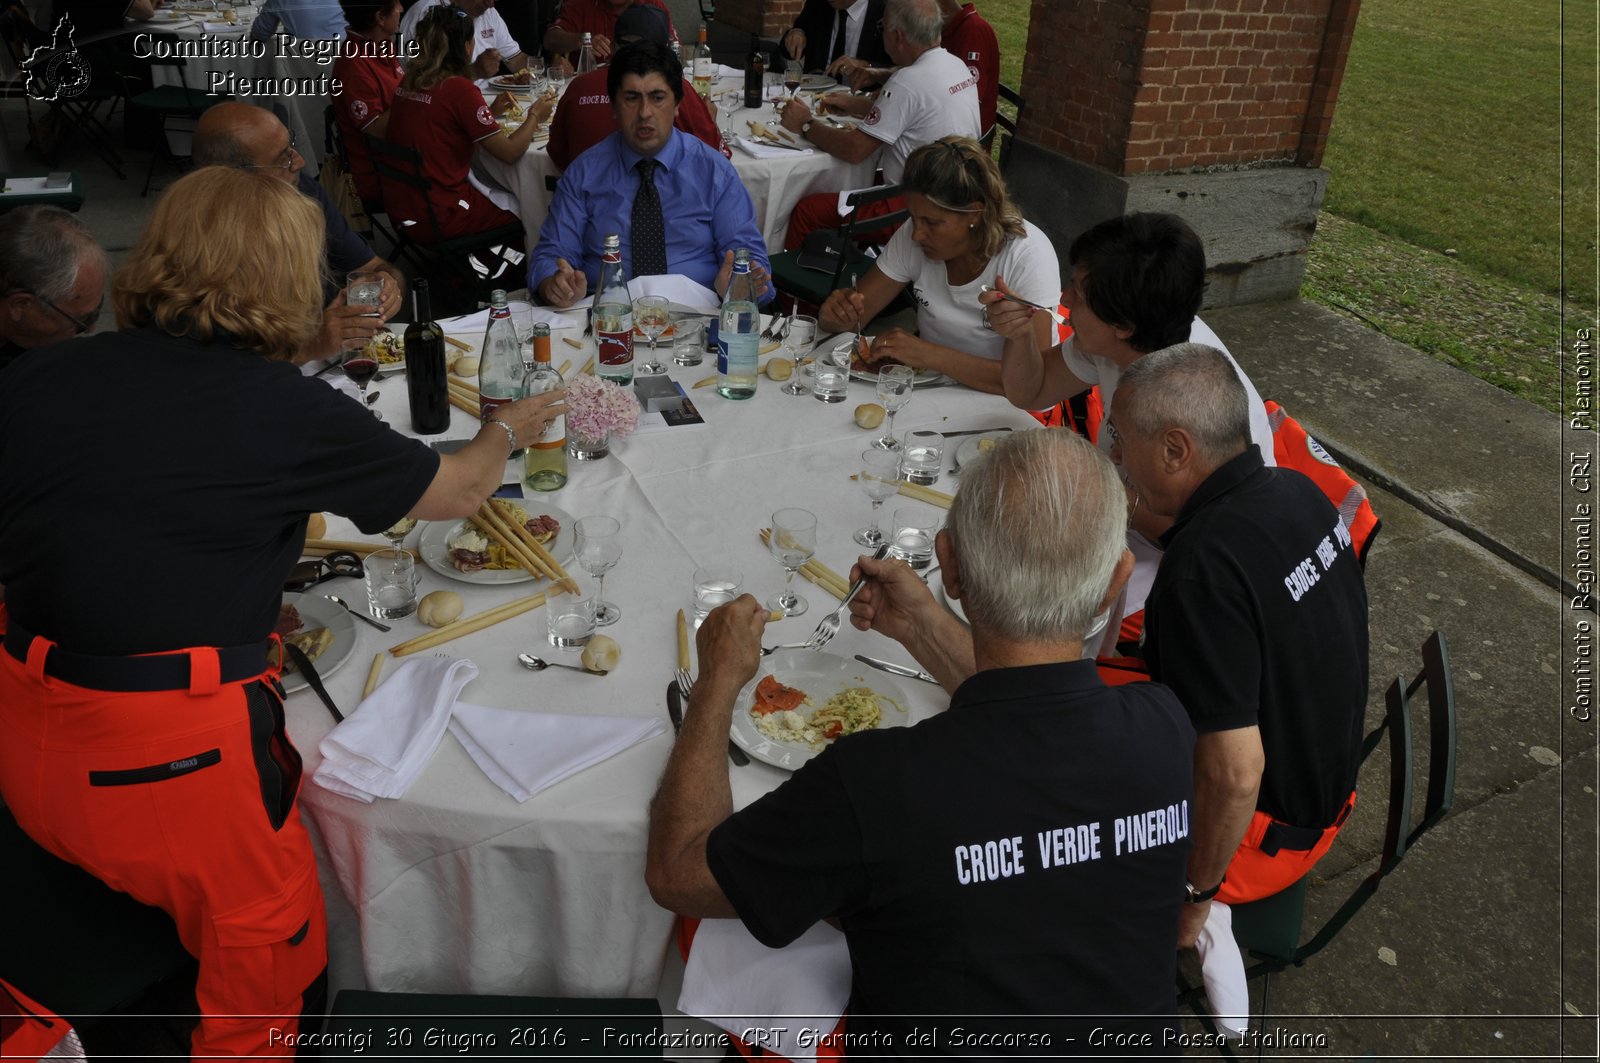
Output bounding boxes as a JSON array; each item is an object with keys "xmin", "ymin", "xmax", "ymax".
[{"xmin": 854, "ymin": 654, "xmax": 939, "ymax": 685}]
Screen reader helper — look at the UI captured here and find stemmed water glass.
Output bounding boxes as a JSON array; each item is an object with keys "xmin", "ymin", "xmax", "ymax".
[
  {"xmin": 632, "ymin": 294, "xmax": 671, "ymax": 375},
  {"xmin": 780, "ymin": 314, "xmax": 817, "ymax": 395},
  {"xmin": 873, "ymin": 364, "xmax": 915, "ymax": 449},
  {"xmin": 766, "ymin": 507, "xmax": 816, "ymax": 617},
  {"xmin": 855, "ymin": 448, "xmax": 901, "ymax": 546},
  {"xmin": 575, "ymin": 515, "xmax": 624, "ymax": 626}
]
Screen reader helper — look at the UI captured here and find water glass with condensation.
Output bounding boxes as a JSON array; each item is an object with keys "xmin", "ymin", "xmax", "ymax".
[
  {"xmin": 692, "ymin": 565, "xmax": 743, "ymax": 627},
  {"xmin": 673, "ymin": 317, "xmax": 706, "ymax": 366},
  {"xmin": 364, "ymin": 550, "xmax": 417, "ymax": 620}
]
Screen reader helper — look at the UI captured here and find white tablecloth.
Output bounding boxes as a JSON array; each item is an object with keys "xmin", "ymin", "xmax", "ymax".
[
  {"xmin": 477, "ymin": 76, "xmax": 879, "ymax": 254},
  {"xmin": 285, "ymin": 311, "xmax": 1039, "ymax": 998}
]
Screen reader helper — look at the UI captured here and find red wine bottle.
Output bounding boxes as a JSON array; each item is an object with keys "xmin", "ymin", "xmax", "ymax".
[{"xmin": 404, "ymin": 279, "xmax": 450, "ymax": 434}]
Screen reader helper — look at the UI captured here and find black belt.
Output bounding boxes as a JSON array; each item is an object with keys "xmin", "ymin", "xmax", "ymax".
[
  {"xmin": 4, "ymin": 621, "xmax": 270, "ymax": 693},
  {"xmin": 1259, "ymin": 795, "xmax": 1355, "ymax": 856}
]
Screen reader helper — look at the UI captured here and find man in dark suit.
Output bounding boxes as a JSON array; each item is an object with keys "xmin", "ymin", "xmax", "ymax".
[{"xmin": 776, "ymin": 0, "xmax": 890, "ymax": 76}]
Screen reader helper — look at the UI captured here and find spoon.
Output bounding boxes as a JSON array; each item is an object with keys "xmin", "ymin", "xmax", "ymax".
[
  {"xmin": 323, "ymin": 594, "xmax": 391, "ymax": 632},
  {"xmin": 517, "ymin": 653, "xmax": 603, "ymax": 676}
]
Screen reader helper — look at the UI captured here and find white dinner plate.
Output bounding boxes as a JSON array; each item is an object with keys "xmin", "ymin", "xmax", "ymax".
[
  {"xmin": 952, "ymin": 431, "xmax": 1012, "ymax": 473},
  {"xmin": 488, "ymin": 76, "xmax": 536, "ymax": 92},
  {"xmin": 799, "ymin": 74, "xmax": 838, "ymax": 91},
  {"xmin": 728, "ymin": 649, "xmax": 912, "ymax": 770},
  {"xmin": 829, "ymin": 338, "xmax": 950, "ymax": 388},
  {"xmin": 419, "ymin": 502, "xmax": 576, "ymax": 585},
  {"xmin": 280, "ymin": 592, "xmax": 356, "ymax": 694}
]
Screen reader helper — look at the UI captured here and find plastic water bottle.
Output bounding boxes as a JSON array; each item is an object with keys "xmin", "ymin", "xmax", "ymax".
[
  {"xmin": 478, "ymin": 290, "xmax": 522, "ymax": 423},
  {"xmin": 592, "ymin": 233, "xmax": 634, "ymax": 386},
  {"xmin": 716, "ymin": 248, "xmax": 759, "ymax": 399}
]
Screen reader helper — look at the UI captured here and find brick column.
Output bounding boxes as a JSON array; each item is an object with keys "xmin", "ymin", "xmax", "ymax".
[
  {"xmin": 1005, "ymin": 0, "xmax": 1362, "ymax": 305},
  {"xmin": 715, "ymin": 0, "xmax": 801, "ymax": 37}
]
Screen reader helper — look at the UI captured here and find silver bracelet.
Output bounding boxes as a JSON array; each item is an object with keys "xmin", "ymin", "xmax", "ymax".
[{"xmin": 485, "ymin": 418, "xmax": 518, "ymax": 454}]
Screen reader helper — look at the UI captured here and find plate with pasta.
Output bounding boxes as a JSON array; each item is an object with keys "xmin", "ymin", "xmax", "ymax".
[{"xmin": 729, "ymin": 650, "xmax": 912, "ymax": 769}]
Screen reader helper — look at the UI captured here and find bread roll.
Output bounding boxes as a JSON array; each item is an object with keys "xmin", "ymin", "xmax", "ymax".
[
  {"xmin": 765, "ymin": 356, "xmax": 795, "ymax": 381},
  {"xmin": 454, "ymin": 355, "xmax": 480, "ymax": 377},
  {"xmin": 854, "ymin": 403, "xmax": 885, "ymax": 429},
  {"xmin": 581, "ymin": 634, "xmax": 620, "ymax": 674},
  {"xmin": 306, "ymin": 513, "xmax": 327, "ymax": 540},
  {"xmin": 417, "ymin": 591, "xmax": 464, "ymax": 627}
]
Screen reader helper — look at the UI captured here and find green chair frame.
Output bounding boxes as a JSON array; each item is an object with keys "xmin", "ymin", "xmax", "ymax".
[
  {"xmin": 769, "ymin": 183, "xmax": 909, "ymax": 310},
  {"xmin": 1177, "ymin": 629, "xmax": 1458, "ymax": 1057}
]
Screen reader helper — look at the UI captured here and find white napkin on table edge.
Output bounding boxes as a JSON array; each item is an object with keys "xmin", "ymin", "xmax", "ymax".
[
  {"xmin": 678, "ymin": 919, "xmax": 852, "ymax": 1063},
  {"xmin": 447, "ymin": 702, "xmax": 667, "ymax": 804},
  {"xmin": 735, "ymin": 136, "xmax": 814, "ymax": 160}
]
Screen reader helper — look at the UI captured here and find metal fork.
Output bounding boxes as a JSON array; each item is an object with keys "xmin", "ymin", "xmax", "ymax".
[
  {"xmin": 677, "ymin": 667, "xmax": 750, "ymax": 766},
  {"xmin": 804, "ymin": 543, "xmax": 890, "ymax": 651}
]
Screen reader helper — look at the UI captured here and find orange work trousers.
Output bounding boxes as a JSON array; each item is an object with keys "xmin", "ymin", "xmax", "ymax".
[
  {"xmin": 0, "ymin": 624, "xmax": 327, "ymax": 1058},
  {"xmin": 1216, "ymin": 792, "xmax": 1357, "ymax": 905}
]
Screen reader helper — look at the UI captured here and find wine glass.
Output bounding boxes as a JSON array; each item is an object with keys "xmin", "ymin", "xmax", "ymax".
[
  {"xmin": 855, "ymin": 448, "xmax": 901, "ymax": 546},
  {"xmin": 873, "ymin": 364, "xmax": 915, "ymax": 449},
  {"xmin": 784, "ymin": 59, "xmax": 802, "ymax": 96},
  {"xmin": 780, "ymin": 314, "xmax": 817, "ymax": 395},
  {"xmin": 575, "ymin": 515, "xmax": 623, "ymax": 626},
  {"xmin": 341, "ymin": 348, "xmax": 381, "ymax": 417},
  {"xmin": 766, "ymin": 507, "xmax": 816, "ymax": 617},
  {"xmin": 632, "ymin": 295, "xmax": 670, "ymax": 375}
]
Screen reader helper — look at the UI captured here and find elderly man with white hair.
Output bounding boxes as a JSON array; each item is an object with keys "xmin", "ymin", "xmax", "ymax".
[
  {"xmin": 647, "ymin": 429, "xmax": 1195, "ymax": 1051},
  {"xmin": 0, "ymin": 206, "xmax": 106, "ymax": 374}
]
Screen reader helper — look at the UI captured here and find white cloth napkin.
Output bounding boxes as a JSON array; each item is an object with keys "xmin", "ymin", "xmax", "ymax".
[
  {"xmin": 313, "ymin": 656, "xmax": 479, "ymax": 802},
  {"xmin": 735, "ymin": 136, "xmax": 814, "ymax": 160},
  {"xmin": 448, "ymin": 702, "xmax": 666, "ymax": 803},
  {"xmin": 628, "ymin": 274, "xmax": 720, "ymax": 312},
  {"xmin": 678, "ymin": 920, "xmax": 852, "ymax": 1063},
  {"xmin": 1195, "ymin": 901, "xmax": 1249, "ymax": 1038}
]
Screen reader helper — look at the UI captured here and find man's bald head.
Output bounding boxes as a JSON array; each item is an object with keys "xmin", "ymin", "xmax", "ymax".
[{"xmin": 192, "ymin": 103, "xmax": 304, "ymax": 184}]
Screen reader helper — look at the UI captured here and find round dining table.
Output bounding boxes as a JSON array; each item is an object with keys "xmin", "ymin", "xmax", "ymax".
[{"xmin": 286, "ymin": 302, "xmax": 1040, "ymax": 1000}]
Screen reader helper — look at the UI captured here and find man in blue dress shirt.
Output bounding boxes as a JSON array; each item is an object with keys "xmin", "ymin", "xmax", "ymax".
[{"xmin": 530, "ymin": 42, "xmax": 772, "ymax": 307}]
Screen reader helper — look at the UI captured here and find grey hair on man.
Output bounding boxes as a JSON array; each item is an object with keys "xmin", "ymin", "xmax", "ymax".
[
  {"xmin": 885, "ymin": 0, "xmax": 943, "ymax": 48},
  {"xmin": 946, "ymin": 429, "xmax": 1128, "ymax": 644},
  {"xmin": 1116, "ymin": 342, "xmax": 1252, "ymax": 465},
  {"xmin": 0, "ymin": 207, "xmax": 105, "ymax": 305}
]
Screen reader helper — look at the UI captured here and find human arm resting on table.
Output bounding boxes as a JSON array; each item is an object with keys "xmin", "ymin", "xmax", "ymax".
[
  {"xmin": 983, "ymin": 278, "xmax": 1093, "ymax": 412},
  {"xmin": 645, "ymin": 596, "xmax": 769, "ymax": 917},
  {"xmin": 848, "ymin": 551, "xmax": 976, "ymax": 691},
  {"xmin": 866, "ymin": 328, "xmax": 1007, "ymax": 394},
  {"xmin": 479, "ymin": 95, "xmax": 553, "ymax": 164},
  {"xmin": 409, "ymin": 390, "xmax": 568, "ymax": 519},
  {"xmin": 1179, "ymin": 726, "xmax": 1264, "ymax": 947},
  {"xmin": 781, "ymin": 98, "xmax": 880, "ymax": 164}
]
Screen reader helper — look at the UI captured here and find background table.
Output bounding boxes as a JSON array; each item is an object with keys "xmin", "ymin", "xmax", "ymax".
[
  {"xmin": 477, "ymin": 75, "xmax": 879, "ymax": 254},
  {"xmin": 286, "ymin": 313, "xmax": 1038, "ymax": 999}
]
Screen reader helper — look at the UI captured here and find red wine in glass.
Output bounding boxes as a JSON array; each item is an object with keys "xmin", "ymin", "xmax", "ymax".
[
  {"xmin": 343, "ymin": 356, "xmax": 380, "ymax": 415},
  {"xmin": 784, "ymin": 74, "xmax": 801, "ymax": 94}
]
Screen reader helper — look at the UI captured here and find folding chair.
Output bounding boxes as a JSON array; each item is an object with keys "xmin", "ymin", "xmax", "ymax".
[
  {"xmin": 319, "ymin": 989, "xmax": 663, "ymax": 1060},
  {"xmin": 1177, "ymin": 630, "xmax": 1458, "ymax": 1057},
  {"xmin": 983, "ymin": 82, "xmax": 1024, "ymax": 170},
  {"xmin": 769, "ymin": 183, "xmax": 909, "ymax": 309},
  {"xmin": 115, "ymin": 34, "xmax": 223, "ymax": 196},
  {"xmin": 365, "ymin": 134, "xmax": 525, "ymax": 316},
  {"xmin": 323, "ymin": 104, "xmax": 410, "ymax": 258}
]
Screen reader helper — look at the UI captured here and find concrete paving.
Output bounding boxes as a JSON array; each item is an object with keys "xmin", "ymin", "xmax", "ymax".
[{"xmin": 1, "ymin": 74, "xmax": 1595, "ymax": 1059}]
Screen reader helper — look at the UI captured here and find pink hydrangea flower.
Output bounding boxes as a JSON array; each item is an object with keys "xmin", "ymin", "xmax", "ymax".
[{"xmin": 564, "ymin": 373, "xmax": 641, "ymax": 442}]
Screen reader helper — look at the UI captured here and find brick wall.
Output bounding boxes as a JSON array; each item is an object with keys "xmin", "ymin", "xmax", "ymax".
[
  {"xmin": 716, "ymin": 0, "xmax": 801, "ymax": 37},
  {"xmin": 1020, "ymin": 0, "xmax": 1360, "ymax": 176}
]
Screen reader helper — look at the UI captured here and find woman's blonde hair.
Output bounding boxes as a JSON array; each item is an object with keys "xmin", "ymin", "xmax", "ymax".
[
  {"xmin": 402, "ymin": 4, "xmax": 473, "ymax": 92},
  {"xmin": 899, "ymin": 135, "xmax": 1026, "ymax": 261},
  {"xmin": 113, "ymin": 167, "xmax": 325, "ymax": 360}
]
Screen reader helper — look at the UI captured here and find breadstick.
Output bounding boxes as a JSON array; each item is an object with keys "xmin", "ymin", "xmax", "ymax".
[
  {"xmin": 448, "ymin": 391, "xmax": 479, "ymax": 416},
  {"xmin": 444, "ymin": 335, "xmax": 473, "ymax": 352},
  {"xmin": 388, "ymin": 591, "xmax": 548, "ymax": 656},
  {"xmin": 362, "ymin": 653, "xmax": 385, "ymax": 699},
  {"xmin": 488, "ymin": 498, "xmax": 580, "ymax": 594},
  {"xmin": 676, "ymin": 609, "xmax": 690, "ymax": 671},
  {"xmin": 303, "ymin": 539, "xmax": 419, "ymax": 560},
  {"xmin": 467, "ymin": 512, "xmax": 546, "ymax": 581}
]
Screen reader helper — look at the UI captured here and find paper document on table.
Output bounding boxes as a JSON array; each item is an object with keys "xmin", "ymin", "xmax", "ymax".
[{"xmin": 628, "ymin": 274, "xmax": 719, "ymax": 312}]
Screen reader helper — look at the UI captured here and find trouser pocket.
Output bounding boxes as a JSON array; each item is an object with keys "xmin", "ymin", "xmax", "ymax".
[
  {"xmin": 245, "ymin": 679, "xmax": 302, "ymax": 832},
  {"xmin": 88, "ymin": 748, "xmax": 222, "ymax": 786}
]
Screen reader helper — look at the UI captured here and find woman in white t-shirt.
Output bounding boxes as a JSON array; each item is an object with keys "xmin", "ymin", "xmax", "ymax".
[{"xmin": 817, "ymin": 136, "xmax": 1058, "ymax": 394}]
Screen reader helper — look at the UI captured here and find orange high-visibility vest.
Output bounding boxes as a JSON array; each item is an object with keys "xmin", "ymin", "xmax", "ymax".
[{"xmin": 1264, "ymin": 401, "xmax": 1381, "ymax": 565}]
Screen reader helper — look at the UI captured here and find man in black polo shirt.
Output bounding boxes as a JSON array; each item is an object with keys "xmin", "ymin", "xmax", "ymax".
[
  {"xmin": 648, "ymin": 430, "xmax": 1195, "ymax": 1054},
  {"xmin": 1107, "ymin": 342, "xmax": 1369, "ymax": 947}
]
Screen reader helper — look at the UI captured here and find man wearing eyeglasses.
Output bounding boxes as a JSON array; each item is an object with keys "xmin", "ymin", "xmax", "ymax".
[
  {"xmin": 192, "ymin": 102, "xmax": 404, "ymax": 362},
  {"xmin": 0, "ymin": 206, "xmax": 107, "ymax": 375}
]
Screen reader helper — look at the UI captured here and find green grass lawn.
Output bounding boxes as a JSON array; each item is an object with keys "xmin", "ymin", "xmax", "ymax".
[{"xmin": 978, "ymin": 0, "xmax": 1586, "ymax": 415}]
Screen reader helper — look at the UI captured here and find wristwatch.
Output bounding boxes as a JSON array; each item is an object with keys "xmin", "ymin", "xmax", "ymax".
[
  {"xmin": 800, "ymin": 119, "xmax": 814, "ymax": 137},
  {"xmin": 1185, "ymin": 879, "xmax": 1223, "ymax": 903}
]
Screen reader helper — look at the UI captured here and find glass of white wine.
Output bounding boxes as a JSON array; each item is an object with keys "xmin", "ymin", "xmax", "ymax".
[{"xmin": 632, "ymin": 294, "xmax": 671, "ymax": 375}]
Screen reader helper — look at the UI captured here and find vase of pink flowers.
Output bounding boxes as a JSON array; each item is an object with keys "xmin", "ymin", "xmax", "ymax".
[{"xmin": 564, "ymin": 374, "xmax": 641, "ymax": 461}]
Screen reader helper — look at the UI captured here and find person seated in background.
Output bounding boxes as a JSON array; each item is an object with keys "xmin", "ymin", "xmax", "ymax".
[
  {"xmin": 981, "ymin": 211, "xmax": 1276, "ymax": 631},
  {"xmin": 543, "ymin": 0, "xmax": 676, "ymax": 66},
  {"xmin": 1107, "ymin": 343, "xmax": 1368, "ymax": 943},
  {"xmin": 191, "ymin": 102, "xmax": 405, "ymax": 362},
  {"xmin": 546, "ymin": 3, "xmax": 725, "ymax": 171},
  {"xmin": 776, "ymin": 0, "xmax": 890, "ymax": 77},
  {"xmin": 647, "ymin": 429, "xmax": 1195, "ymax": 1052},
  {"xmin": 530, "ymin": 42, "xmax": 771, "ymax": 308},
  {"xmin": 250, "ymin": 0, "xmax": 345, "ymax": 41},
  {"xmin": 816, "ymin": 136, "xmax": 1056, "ymax": 394},
  {"xmin": 0, "ymin": 206, "xmax": 106, "ymax": 374},
  {"xmin": 832, "ymin": 0, "xmax": 998, "ymax": 134},
  {"xmin": 400, "ymin": 0, "xmax": 527, "ymax": 79},
  {"xmin": 387, "ymin": 6, "xmax": 551, "ymax": 241},
  {"xmin": 330, "ymin": 0, "xmax": 406, "ymax": 205},
  {"xmin": 777, "ymin": 0, "xmax": 981, "ymax": 251}
]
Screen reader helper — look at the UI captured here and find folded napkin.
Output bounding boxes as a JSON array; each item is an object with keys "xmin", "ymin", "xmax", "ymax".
[
  {"xmin": 678, "ymin": 920, "xmax": 851, "ymax": 1063},
  {"xmin": 1195, "ymin": 901, "xmax": 1249, "ymax": 1038},
  {"xmin": 735, "ymin": 136, "xmax": 814, "ymax": 160},
  {"xmin": 313, "ymin": 656, "xmax": 478, "ymax": 802},
  {"xmin": 628, "ymin": 274, "xmax": 719, "ymax": 312},
  {"xmin": 448, "ymin": 702, "xmax": 666, "ymax": 803}
]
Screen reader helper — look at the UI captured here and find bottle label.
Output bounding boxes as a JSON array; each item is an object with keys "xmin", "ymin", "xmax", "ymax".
[
  {"xmin": 530, "ymin": 414, "xmax": 565, "ymax": 450},
  {"xmin": 479, "ymin": 394, "xmax": 514, "ymax": 421}
]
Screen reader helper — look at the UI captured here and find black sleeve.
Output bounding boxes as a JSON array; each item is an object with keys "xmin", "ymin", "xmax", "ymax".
[
  {"xmin": 1146, "ymin": 576, "xmax": 1262, "ymax": 733},
  {"xmin": 706, "ymin": 747, "xmax": 872, "ymax": 948}
]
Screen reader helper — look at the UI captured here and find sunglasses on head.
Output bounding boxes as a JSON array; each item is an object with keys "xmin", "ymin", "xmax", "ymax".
[{"xmin": 284, "ymin": 551, "xmax": 365, "ymax": 591}]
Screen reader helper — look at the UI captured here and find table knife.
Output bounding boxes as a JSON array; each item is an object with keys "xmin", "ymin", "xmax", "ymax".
[
  {"xmin": 666, "ymin": 681, "xmax": 684, "ymax": 734},
  {"xmin": 940, "ymin": 426, "xmax": 1017, "ymax": 439},
  {"xmin": 853, "ymin": 654, "xmax": 939, "ymax": 685}
]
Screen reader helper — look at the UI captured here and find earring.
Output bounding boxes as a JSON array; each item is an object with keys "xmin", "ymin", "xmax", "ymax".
[{"xmin": 968, "ymin": 222, "xmax": 975, "ymax": 228}]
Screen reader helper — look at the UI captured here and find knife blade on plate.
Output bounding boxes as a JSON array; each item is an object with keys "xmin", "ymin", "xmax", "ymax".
[
  {"xmin": 940, "ymin": 426, "xmax": 1017, "ymax": 439},
  {"xmin": 854, "ymin": 654, "xmax": 939, "ymax": 685}
]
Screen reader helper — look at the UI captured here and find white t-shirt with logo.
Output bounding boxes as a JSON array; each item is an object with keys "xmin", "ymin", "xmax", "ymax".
[
  {"xmin": 400, "ymin": 0, "xmax": 522, "ymax": 62},
  {"xmin": 875, "ymin": 219, "xmax": 1059, "ymax": 361},
  {"xmin": 860, "ymin": 46, "xmax": 981, "ymax": 183}
]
